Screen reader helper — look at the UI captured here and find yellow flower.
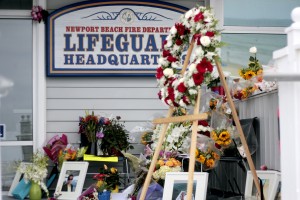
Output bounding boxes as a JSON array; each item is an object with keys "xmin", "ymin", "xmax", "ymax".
[
  {"xmin": 206, "ymin": 158, "xmax": 215, "ymax": 168},
  {"xmin": 97, "ymin": 180, "xmax": 104, "ymax": 188},
  {"xmin": 244, "ymin": 70, "xmax": 256, "ymax": 80},
  {"xmin": 165, "ymin": 160, "xmax": 174, "ymax": 167},
  {"xmin": 219, "ymin": 131, "xmax": 230, "ymax": 141},
  {"xmin": 212, "ymin": 152, "xmax": 220, "ymax": 160},
  {"xmin": 241, "ymin": 89, "xmax": 248, "ymax": 99},
  {"xmin": 256, "ymin": 69, "xmax": 263, "ymax": 75},
  {"xmin": 111, "ymin": 167, "xmax": 117, "ymax": 174},
  {"xmin": 157, "ymin": 159, "xmax": 165, "ymax": 166},
  {"xmin": 195, "ymin": 149, "xmax": 199, "ymax": 157},
  {"xmin": 224, "ymin": 140, "xmax": 232, "ymax": 146},
  {"xmin": 212, "ymin": 131, "xmax": 218, "ymax": 141},
  {"xmin": 239, "ymin": 70, "xmax": 245, "ymax": 79},
  {"xmin": 197, "ymin": 155, "xmax": 205, "ymax": 164}
]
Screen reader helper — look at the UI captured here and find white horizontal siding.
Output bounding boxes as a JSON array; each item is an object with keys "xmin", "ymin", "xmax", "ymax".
[{"xmin": 46, "ymin": 77, "xmax": 167, "ymax": 147}]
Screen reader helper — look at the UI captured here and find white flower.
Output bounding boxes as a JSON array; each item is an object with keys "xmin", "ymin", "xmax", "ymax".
[
  {"xmin": 195, "ymin": 47, "xmax": 204, "ymax": 57},
  {"xmin": 185, "ymin": 9, "xmax": 194, "ymax": 19},
  {"xmin": 170, "ymin": 26, "xmax": 177, "ymax": 35},
  {"xmin": 200, "ymin": 36, "xmax": 211, "ymax": 47},
  {"xmin": 249, "ymin": 46, "xmax": 257, "ymax": 54},
  {"xmin": 206, "ymin": 52, "xmax": 215, "ymax": 60},
  {"xmin": 163, "ymin": 68, "xmax": 174, "ymax": 77},
  {"xmin": 189, "ymin": 63, "xmax": 197, "ymax": 73}
]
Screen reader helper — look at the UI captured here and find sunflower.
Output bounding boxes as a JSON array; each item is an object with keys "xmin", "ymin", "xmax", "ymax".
[
  {"xmin": 205, "ymin": 158, "xmax": 215, "ymax": 168},
  {"xmin": 197, "ymin": 155, "xmax": 206, "ymax": 164},
  {"xmin": 244, "ymin": 70, "xmax": 256, "ymax": 80},
  {"xmin": 218, "ymin": 131, "xmax": 230, "ymax": 141}
]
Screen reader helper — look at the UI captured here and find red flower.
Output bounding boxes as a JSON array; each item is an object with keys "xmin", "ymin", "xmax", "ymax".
[
  {"xmin": 158, "ymin": 91, "xmax": 162, "ymax": 99},
  {"xmin": 198, "ymin": 131, "xmax": 210, "ymax": 137},
  {"xmin": 175, "ymin": 39, "xmax": 183, "ymax": 46},
  {"xmin": 177, "ymin": 82, "xmax": 187, "ymax": 93},
  {"xmin": 156, "ymin": 67, "xmax": 164, "ymax": 79},
  {"xmin": 215, "ymin": 143, "xmax": 221, "ymax": 149},
  {"xmin": 198, "ymin": 120, "xmax": 209, "ymax": 126},
  {"xmin": 162, "ymin": 40, "xmax": 167, "ymax": 48},
  {"xmin": 182, "ymin": 96, "xmax": 190, "ymax": 105},
  {"xmin": 175, "ymin": 23, "xmax": 186, "ymax": 36},
  {"xmin": 206, "ymin": 31, "xmax": 215, "ymax": 37},
  {"xmin": 193, "ymin": 33, "xmax": 202, "ymax": 45},
  {"xmin": 163, "ymin": 50, "xmax": 171, "ymax": 58},
  {"xmin": 167, "ymin": 56, "xmax": 178, "ymax": 63},
  {"xmin": 167, "ymin": 87, "xmax": 175, "ymax": 101},
  {"xmin": 194, "ymin": 12, "xmax": 204, "ymax": 22},
  {"xmin": 196, "ymin": 58, "xmax": 213, "ymax": 73},
  {"xmin": 192, "ymin": 72, "xmax": 204, "ymax": 85}
]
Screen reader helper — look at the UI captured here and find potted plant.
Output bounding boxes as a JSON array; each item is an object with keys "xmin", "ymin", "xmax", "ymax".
[{"xmin": 97, "ymin": 116, "xmax": 134, "ymax": 156}]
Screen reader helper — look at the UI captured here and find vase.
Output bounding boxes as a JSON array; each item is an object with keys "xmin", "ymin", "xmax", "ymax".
[
  {"xmin": 29, "ymin": 181, "xmax": 42, "ymax": 200},
  {"xmin": 98, "ymin": 190, "xmax": 111, "ymax": 200},
  {"xmin": 90, "ymin": 142, "xmax": 96, "ymax": 155},
  {"xmin": 97, "ymin": 139, "xmax": 104, "ymax": 156}
]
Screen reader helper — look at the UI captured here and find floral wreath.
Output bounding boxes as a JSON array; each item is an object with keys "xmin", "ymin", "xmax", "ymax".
[{"xmin": 156, "ymin": 6, "xmax": 221, "ymax": 107}]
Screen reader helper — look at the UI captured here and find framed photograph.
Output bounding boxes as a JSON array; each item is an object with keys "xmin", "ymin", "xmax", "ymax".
[
  {"xmin": 162, "ymin": 172, "xmax": 209, "ymax": 200},
  {"xmin": 55, "ymin": 161, "xmax": 89, "ymax": 199},
  {"xmin": 8, "ymin": 162, "xmax": 30, "ymax": 196},
  {"xmin": 245, "ymin": 170, "xmax": 281, "ymax": 200}
]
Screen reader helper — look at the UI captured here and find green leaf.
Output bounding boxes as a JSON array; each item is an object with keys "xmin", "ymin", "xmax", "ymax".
[{"xmin": 249, "ymin": 56, "xmax": 255, "ymax": 62}]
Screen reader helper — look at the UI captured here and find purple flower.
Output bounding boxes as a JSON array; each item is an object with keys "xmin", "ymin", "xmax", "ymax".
[
  {"xmin": 96, "ymin": 132, "xmax": 104, "ymax": 139},
  {"xmin": 144, "ymin": 145, "xmax": 153, "ymax": 156},
  {"xmin": 159, "ymin": 150, "xmax": 164, "ymax": 157},
  {"xmin": 165, "ymin": 151, "xmax": 172, "ymax": 159}
]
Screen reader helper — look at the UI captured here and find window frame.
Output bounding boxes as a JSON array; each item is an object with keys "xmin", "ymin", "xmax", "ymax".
[{"xmin": 0, "ymin": 0, "xmax": 46, "ymax": 150}]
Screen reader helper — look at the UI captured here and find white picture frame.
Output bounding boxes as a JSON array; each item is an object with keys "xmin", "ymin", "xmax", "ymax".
[
  {"xmin": 245, "ymin": 170, "xmax": 281, "ymax": 200},
  {"xmin": 162, "ymin": 172, "xmax": 209, "ymax": 200},
  {"xmin": 8, "ymin": 162, "xmax": 31, "ymax": 196},
  {"xmin": 54, "ymin": 161, "xmax": 89, "ymax": 200}
]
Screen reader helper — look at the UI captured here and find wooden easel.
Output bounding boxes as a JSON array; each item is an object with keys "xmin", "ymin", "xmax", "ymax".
[{"xmin": 139, "ymin": 39, "xmax": 261, "ymax": 200}]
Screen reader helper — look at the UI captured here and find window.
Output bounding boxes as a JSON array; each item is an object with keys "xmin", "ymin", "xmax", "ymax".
[
  {"xmin": 0, "ymin": 11, "xmax": 34, "ymax": 194},
  {"xmin": 210, "ymin": 0, "xmax": 290, "ymax": 76}
]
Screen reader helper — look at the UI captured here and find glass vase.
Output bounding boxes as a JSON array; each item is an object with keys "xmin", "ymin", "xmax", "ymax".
[
  {"xmin": 29, "ymin": 181, "xmax": 42, "ymax": 200},
  {"xmin": 98, "ymin": 190, "xmax": 111, "ymax": 200}
]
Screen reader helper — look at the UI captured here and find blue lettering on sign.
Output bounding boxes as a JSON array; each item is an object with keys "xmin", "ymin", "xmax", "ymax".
[{"xmin": 0, "ymin": 124, "xmax": 5, "ymax": 138}]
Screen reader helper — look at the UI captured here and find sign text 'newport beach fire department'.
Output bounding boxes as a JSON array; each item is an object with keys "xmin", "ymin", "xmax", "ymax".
[{"xmin": 47, "ymin": 1, "xmax": 188, "ymax": 76}]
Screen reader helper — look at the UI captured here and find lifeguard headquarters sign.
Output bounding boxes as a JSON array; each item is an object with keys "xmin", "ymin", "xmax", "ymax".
[{"xmin": 47, "ymin": 0, "xmax": 188, "ymax": 76}]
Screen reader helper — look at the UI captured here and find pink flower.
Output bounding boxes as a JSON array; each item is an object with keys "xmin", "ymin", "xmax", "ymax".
[{"xmin": 260, "ymin": 165, "xmax": 268, "ymax": 170}]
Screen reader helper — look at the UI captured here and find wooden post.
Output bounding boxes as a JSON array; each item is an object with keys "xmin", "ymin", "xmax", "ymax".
[
  {"xmin": 214, "ymin": 57, "xmax": 261, "ymax": 196},
  {"xmin": 139, "ymin": 39, "xmax": 195, "ymax": 200},
  {"xmin": 139, "ymin": 108, "xmax": 174, "ymax": 200},
  {"xmin": 186, "ymin": 89, "xmax": 201, "ymax": 200}
]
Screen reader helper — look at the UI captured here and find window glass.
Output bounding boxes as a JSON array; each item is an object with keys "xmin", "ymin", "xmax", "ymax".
[
  {"xmin": 224, "ymin": 0, "xmax": 300, "ymax": 27},
  {"xmin": 1, "ymin": 146, "xmax": 33, "ymax": 192},
  {"xmin": 220, "ymin": 33, "xmax": 287, "ymax": 76},
  {"xmin": 0, "ymin": 0, "xmax": 32, "ymax": 10},
  {"xmin": 0, "ymin": 19, "xmax": 33, "ymax": 141}
]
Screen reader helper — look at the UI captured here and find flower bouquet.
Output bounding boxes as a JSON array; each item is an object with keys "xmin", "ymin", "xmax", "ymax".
[
  {"xmin": 17, "ymin": 151, "xmax": 49, "ymax": 198},
  {"xmin": 239, "ymin": 46, "xmax": 263, "ymax": 81},
  {"xmin": 43, "ymin": 134, "xmax": 68, "ymax": 165},
  {"xmin": 97, "ymin": 116, "xmax": 133, "ymax": 156},
  {"xmin": 93, "ymin": 164, "xmax": 120, "ymax": 199},
  {"xmin": 195, "ymin": 136, "xmax": 221, "ymax": 170},
  {"xmin": 152, "ymin": 158, "xmax": 182, "ymax": 184},
  {"xmin": 57, "ymin": 144, "xmax": 88, "ymax": 170}
]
